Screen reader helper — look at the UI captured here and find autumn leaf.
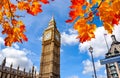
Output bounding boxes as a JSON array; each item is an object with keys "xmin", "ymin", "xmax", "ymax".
[
  {"xmin": 20, "ymin": 25, "xmax": 26, "ymax": 32},
  {"xmin": 12, "ymin": 19, "xmax": 17, "ymax": 26},
  {"xmin": 66, "ymin": 10, "xmax": 78, "ymax": 23},
  {"xmin": 103, "ymin": 22, "xmax": 113, "ymax": 34},
  {"xmin": 40, "ymin": 0, "xmax": 49, "ymax": 4},
  {"xmin": 17, "ymin": 1, "xmax": 30, "ymax": 10},
  {"xmin": 27, "ymin": 1, "xmax": 42, "ymax": 15},
  {"xmin": 20, "ymin": 33, "xmax": 28, "ymax": 41},
  {"xmin": 74, "ymin": 19, "xmax": 96, "ymax": 43},
  {"xmin": 0, "ymin": 12, "xmax": 3, "ymax": 20},
  {"xmin": 10, "ymin": 3, "xmax": 17, "ymax": 12}
]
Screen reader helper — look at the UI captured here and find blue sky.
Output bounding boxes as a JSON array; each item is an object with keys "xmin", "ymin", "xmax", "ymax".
[{"xmin": 1, "ymin": 0, "xmax": 120, "ymax": 78}]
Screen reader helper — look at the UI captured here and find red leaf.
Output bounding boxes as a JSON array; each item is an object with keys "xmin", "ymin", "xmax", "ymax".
[
  {"xmin": 12, "ymin": 19, "xmax": 17, "ymax": 25},
  {"xmin": 112, "ymin": 18, "xmax": 119, "ymax": 25},
  {"xmin": 21, "ymin": 34, "xmax": 28, "ymax": 41},
  {"xmin": 40, "ymin": 0, "xmax": 49, "ymax": 4},
  {"xmin": 27, "ymin": 2, "xmax": 42, "ymax": 16},
  {"xmin": 66, "ymin": 19, "xmax": 74, "ymax": 23},
  {"xmin": 66, "ymin": 10, "xmax": 78, "ymax": 23},
  {"xmin": 20, "ymin": 25, "xmax": 25, "ymax": 32}
]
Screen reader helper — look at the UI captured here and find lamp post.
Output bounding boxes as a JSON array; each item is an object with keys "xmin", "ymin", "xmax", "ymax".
[{"xmin": 89, "ymin": 46, "xmax": 97, "ymax": 78}]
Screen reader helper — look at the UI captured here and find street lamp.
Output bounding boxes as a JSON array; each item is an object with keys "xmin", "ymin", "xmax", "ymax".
[{"xmin": 89, "ymin": 46, "xmax": 97, "ymax": 78}]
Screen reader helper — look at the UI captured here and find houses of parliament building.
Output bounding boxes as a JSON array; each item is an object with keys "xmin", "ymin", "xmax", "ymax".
[{"xmin": 0, "ymin": 16, "xmax": 61, "ymax": 78}]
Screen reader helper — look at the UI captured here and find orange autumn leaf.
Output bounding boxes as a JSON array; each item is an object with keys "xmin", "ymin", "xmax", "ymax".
[
  {"xmin": 20, "ymin": 33, "xmax": 28, "ymax": 41},
  {"xmin": 103, "ymin": 22, "xmax": 113, "ymax": 34},
  {"xmin": 20, "ymin": 25, "xmax": 26, "ymax": 32},
  {"xmin": 17, "ymin": 1, "xmax": 30, "ymax": 10},
  {"xmin": 66, "ymin": 0, "xmax": 86, "ymax": 23},
  {"xmin": 27, "ymin": 1, "xmax": 42, "ymax": 15},
  {"xmin": 74, "ymin": 19, "xmax": 96, "ymax": 43},
  {"xmin": 12, "ymin": 19, "xmax": 17, "ymax": 25}
]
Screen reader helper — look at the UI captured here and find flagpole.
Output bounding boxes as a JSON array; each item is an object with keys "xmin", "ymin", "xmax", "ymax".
[{"xmin": 104, "ymin": 34, "xmax": 109, "ymax": 50}]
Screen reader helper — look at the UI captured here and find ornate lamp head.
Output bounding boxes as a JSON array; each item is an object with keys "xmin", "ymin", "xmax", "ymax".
[{"xmin": 89, "ymin": 46, "xmax": 93, "ymax": 53}]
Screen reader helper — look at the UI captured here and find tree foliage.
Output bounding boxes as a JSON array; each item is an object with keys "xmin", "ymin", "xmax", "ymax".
[
  {"xmin": 66, "ymin": 0, "xmax": 120, "ymax": 43},
  {"xmin": 0, "ymin": 0, "xmax": 49, "ymax": 46}
]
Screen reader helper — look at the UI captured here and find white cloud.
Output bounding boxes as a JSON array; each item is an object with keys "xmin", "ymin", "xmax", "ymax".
[
  {"xmin": 82, "ymin": 59, "xmax": 104, "ymax": 74},
  {"xmin": 61, "ymin": 29, "xmax": 79, "ymax": 45},
  {"xmin": 38, "ymin": 36, "xmax": 42, "ymax": 41},
  {"xmin": 67, "ymin": 75, "xmax": 79, "ymax": 78},
  {"xmin": 79, "ymin": 25, "xmax": 120, "ymax": 58},
  {"xmin": 13, "ymin": 43, "xmax": 19, "ymax": 49},
  {"xmin": 0, "ymin": 47, "xmax": 34, "ymax": 71}
]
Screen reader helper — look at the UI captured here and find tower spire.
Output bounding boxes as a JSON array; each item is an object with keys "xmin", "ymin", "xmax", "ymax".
[
  {"xmin": 50, "ymin": 16, "xmax": 54, "ymax": 22},
  {"xmin": 47, "ymin": 16, "xmax": 56, "ymax": 28},
  {"xmin": 49, "ymin": 16, "xmax": 55, "ymax": 23}
]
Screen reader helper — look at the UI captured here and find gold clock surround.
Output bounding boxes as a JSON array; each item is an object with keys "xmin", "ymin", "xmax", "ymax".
[{"xmin": 44, "ymin": 30, "xmax": 52, "ymax": 41}]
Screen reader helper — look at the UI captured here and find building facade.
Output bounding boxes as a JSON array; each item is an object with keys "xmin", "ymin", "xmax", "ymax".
[
  {"xmin": 39, "ymin": 17, "xmax": 61, "ymax": 78},
  {"xmin": 105, "ymin": 35, "xmax": 120, "ymax": 78},
  {"xmin": 0, "ymin": 58, "xmax": 37, "ymax": 78}
]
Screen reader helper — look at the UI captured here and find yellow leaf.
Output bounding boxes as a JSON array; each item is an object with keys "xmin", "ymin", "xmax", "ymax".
[
  {"xmin": 0, "ymin": 12, "xmax": 3, "ymax": 20},
  {"xmin": 17, "ymin": 20, "xmax": 24, "ymax": 26},
  {"xmin": 6, "ymin": 12, "xmax": 12, "ymax": 18}
]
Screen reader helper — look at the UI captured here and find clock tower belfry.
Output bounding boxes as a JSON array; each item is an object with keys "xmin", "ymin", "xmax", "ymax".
[{"xmin": 39, "ymin": 16, "xmax": 61, "ymax": 78}]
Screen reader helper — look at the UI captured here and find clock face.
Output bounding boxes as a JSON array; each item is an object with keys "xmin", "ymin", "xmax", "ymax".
[
  {"xmin": 55, "ymin": 34, "xmax": 59, "ymax": 42},
  {"xmin": 44, "ymin": 31, "xmax": 51, "ymax": 41}
]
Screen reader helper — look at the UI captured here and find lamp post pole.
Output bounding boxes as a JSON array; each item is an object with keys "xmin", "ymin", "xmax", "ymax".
[{"xmin": 89, "ymin": 46, "xmax": 97, "ymax": 78}]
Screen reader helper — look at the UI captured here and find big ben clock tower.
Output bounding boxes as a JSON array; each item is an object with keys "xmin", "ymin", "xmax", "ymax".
[{"xmin": 39, "ymin": 16, "xmax": 61, "ymax": 78}]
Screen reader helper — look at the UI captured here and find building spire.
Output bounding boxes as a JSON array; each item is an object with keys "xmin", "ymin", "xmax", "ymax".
[
  {"xmin": 2, "ymin": 57, "xmax": 6, "ymax": 66},
  {"xmin": 50, "ymin": 16, "xmax": 55, "ymax": 22},
  {"xmin": 47, "ymin": 16, "xmax": 56, "ymax": 29}
]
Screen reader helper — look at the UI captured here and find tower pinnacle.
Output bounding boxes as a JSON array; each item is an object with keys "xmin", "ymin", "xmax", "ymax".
[
  {"xmin": 49, "ymin": 16, "xmax": 55, "ymax": 23},
  {"xmin": 47, "ymin": 16, "xmax": 56, "ymax": 29},
  {"xmin": 50, "ymin": 16, "xmax": 54, "ymax": 22}
]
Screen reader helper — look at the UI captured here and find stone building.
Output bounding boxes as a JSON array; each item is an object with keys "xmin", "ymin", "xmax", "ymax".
[
  {"xmin": 0, "ymin": 57, "xmax": 37, "ymax": 78},
  {"xmin": 39, "ymin": 16, "xmax": 61, "ymax": 78},
  {"xmin": 105, "ymin": 35, "xmax": 120, "ymax": 78}
]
